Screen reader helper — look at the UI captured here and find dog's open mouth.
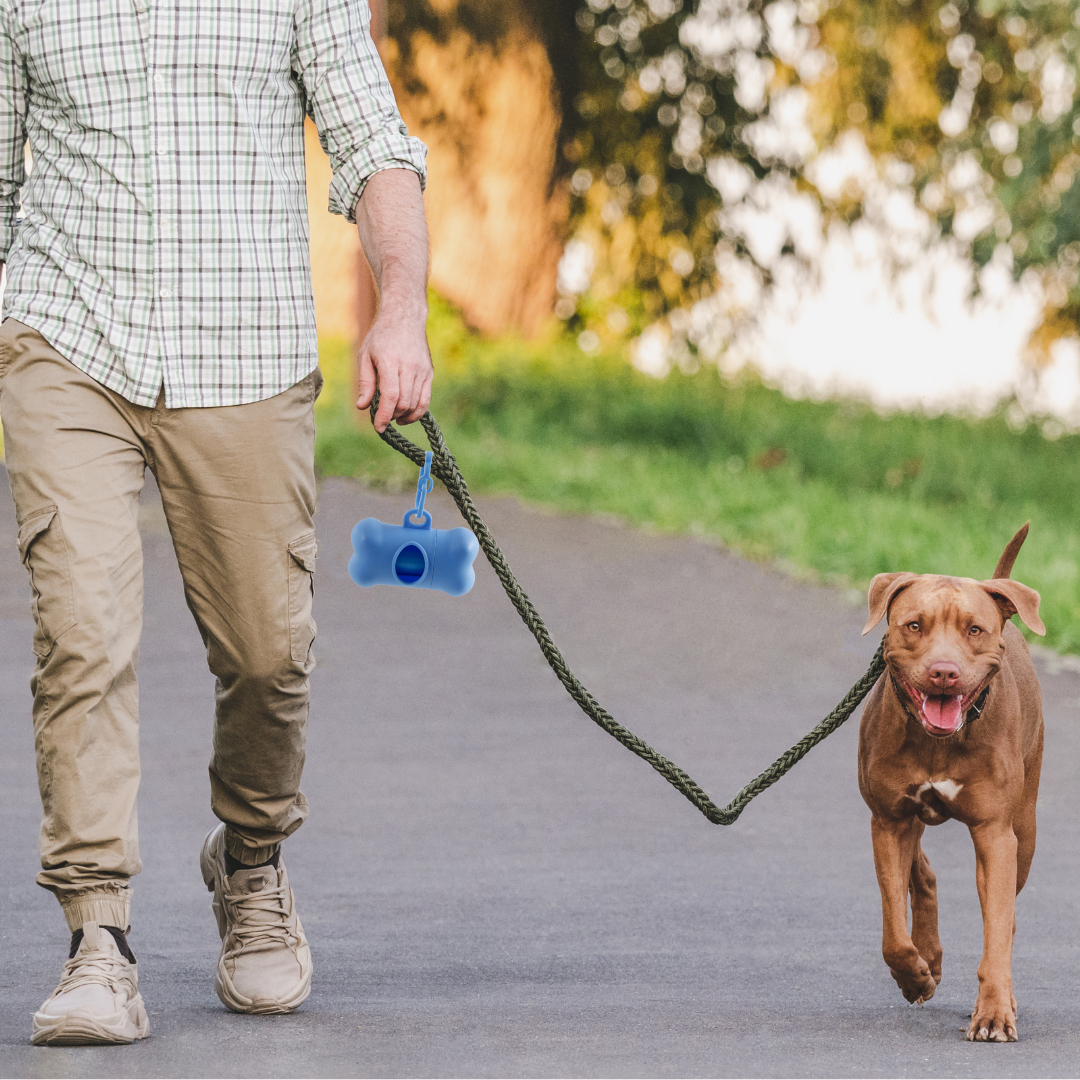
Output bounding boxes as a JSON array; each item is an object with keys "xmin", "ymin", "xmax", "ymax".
[
  {"xmin": 898, "ymin": 675, "xmax": 982, "ymax": 736},
  {"xmin": 920, "ymin": 693, "xmax": 964, "ymax": 734}
]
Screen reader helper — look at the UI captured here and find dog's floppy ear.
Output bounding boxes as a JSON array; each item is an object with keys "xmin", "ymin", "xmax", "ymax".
[
  {"xmin": 979, "ymin": 579, "xmax": 1046, "ymax": 636},
  {"xmin": 862, "ymin": 572, "xmax": 919, "ymax": 635}
]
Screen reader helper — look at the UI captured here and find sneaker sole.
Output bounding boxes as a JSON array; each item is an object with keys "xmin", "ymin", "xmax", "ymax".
[
  {"xmin": 215, "ymin": 961, "xmax": 312, "ymax": 1015},
  {"xmin": 31, "ymin": 995, "xmax": 149, "ymax": 1046}
]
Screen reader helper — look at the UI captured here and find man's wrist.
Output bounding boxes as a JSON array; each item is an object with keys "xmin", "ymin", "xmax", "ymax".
[{"xmin": 376, "ymin": 285, "xmax": 428, "ymax": 327}]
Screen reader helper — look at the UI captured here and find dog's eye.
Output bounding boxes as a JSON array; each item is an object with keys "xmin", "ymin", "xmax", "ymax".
[
  {"xmin": 906, "ymin": 621, "xmax": 920, "ymax": 632},
  {"xmin": 969, "ymin": 625, "xmax": 981, "ymax": 636}
]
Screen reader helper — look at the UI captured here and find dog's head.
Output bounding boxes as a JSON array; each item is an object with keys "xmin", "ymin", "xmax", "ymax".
[{"xmin": 861, "ymin": 529, "xmax": 1044, "ymax": 738}]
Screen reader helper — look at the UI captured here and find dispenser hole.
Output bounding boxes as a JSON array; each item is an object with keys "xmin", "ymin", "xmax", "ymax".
[{"xmin": 394, "ymin": 543, "xmax": 427, "ymax": 584}]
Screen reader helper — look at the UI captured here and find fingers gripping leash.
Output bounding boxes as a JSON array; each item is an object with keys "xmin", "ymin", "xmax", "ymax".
[{"xmin": 362, "ymin": 397, "xmax": 887, "ymax": 825}]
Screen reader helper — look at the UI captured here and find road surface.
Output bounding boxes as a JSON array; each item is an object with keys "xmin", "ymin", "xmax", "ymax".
[{"xmin": 0, "ymin": 470, "xmax": 1077, "ymax": 1078}]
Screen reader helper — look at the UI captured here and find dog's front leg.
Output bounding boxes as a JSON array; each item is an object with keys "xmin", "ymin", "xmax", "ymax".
[
  {"xmin": 871, "ymin": 815, "xmax": 938, "ymax": 1003},
  {"xmin": 968, "ymin": 822, "xmax": 1020, "ymax": 1042}
]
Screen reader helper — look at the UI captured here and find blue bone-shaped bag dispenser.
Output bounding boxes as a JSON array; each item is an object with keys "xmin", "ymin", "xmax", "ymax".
[{"xmin": 348, "ymin": 452, "xmax": 480, "ymax": 596}]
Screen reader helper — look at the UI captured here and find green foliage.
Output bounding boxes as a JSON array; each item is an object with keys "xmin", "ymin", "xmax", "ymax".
[
  {"xmin": 816, "ymin": 0, "xmax": 1080, "ymax": 340},
  {"xmin": 315, "ymin": 297, "xmax": 1080, "ymax": 655},
  {"xmin": 563, "ymin": 0, "xmax": 785, "ymax": 327},
  {"xmin": 387, "ymin": 2, "xmax": 1079, "ymax": 342},
  {"xmin": 563, "ymin": 0, "xmax": 1080, "ymax": 344}
]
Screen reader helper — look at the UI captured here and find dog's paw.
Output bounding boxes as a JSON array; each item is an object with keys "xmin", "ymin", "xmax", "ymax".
[
  {"xmin": 929, "ymin": 953, "xmax": 944, "ymax": 986},
  {"xmin": 967, "ymin": 996, "xmax": 1018, "ymax": 1042},
  {"xmin": 889, "ymin": 959, "xmax": 938, "ymax": 1004}
]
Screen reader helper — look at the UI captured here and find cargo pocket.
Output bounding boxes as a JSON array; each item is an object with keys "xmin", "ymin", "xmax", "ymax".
[
  {"xmin": 18, "ymin": 506, "xmax": 77, "ymax": 658},
  {"xmin": 287, "ymin": 532, "xmax": 317, "ymax": 662},
  {"xmin": 0, "ymin": 325, "xmax": 10, "ymax": 382}
]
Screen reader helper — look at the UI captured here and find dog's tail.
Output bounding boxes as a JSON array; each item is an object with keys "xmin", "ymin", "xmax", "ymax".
[{"xmin": 993, "ymin": 522, "xmax": 1030, "ymax": 580}]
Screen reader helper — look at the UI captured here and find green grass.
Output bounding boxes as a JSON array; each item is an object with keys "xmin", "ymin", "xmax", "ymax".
[{"xmin": 315, "ymin": 295, "xmax": 1080, "ymax": 655}]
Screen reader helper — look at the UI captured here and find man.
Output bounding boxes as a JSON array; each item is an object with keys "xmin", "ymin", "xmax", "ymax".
[{"xmin": 0, "ymin": 0, "xmax": 431, "ymax": 1045}]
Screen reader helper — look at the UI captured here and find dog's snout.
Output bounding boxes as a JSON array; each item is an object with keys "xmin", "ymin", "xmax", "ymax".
[{"xmin": 926, "ymin": 660, "xmax": 962, "ymax": 689}]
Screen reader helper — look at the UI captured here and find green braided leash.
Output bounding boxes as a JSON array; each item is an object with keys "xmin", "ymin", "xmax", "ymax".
[{"xmin": 369, "ymin": 403, "xmax": 886, "ymax": 825}]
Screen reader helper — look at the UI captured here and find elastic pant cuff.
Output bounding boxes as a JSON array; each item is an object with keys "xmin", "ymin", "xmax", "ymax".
[
  {"xmin": 60, "ymin": 889, "xmax": 132, "ymax": 933},
  {"xmin": 223, "ymin": 828, "xmax": 280, "ymax": 867}
]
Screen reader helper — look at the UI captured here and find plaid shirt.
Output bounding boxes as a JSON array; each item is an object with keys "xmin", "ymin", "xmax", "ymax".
[{"xmin": 0, "ymin": 0, "xmax": 426, "ymax": 408}]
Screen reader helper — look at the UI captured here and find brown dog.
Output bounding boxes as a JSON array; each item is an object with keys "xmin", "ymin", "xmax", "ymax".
[{"xmin": 858, "ymin": 523, "xmax": 1045, "ymax": 1043}]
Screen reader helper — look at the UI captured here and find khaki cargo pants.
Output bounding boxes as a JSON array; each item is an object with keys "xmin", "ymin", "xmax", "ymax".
[{"xmin": 0, "ymin": 319, "xmax": 320, "ymax": 932}]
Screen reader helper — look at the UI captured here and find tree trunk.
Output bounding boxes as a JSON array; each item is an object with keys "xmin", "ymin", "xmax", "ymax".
[
  {"xmin": 307, "ymin": 0, "xmax": 570, "ymax": 344},
  {"xmin": 383, "ymin": 0, "xmax": 571, "ymax": 336}
]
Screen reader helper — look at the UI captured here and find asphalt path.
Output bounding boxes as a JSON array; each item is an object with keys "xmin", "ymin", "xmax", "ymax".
[{"xmin": 0, "ymin": 468, "xmax": 1077, "ymax": 1078}]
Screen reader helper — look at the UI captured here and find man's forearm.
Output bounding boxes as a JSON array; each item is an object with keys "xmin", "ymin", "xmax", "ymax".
[
  {"xmin": 355, "ymin": 169, "xmax": 428, "ymax": 322},
  {"xmin": 353, "ymin": 168, "xmax": 433, "ymax": 430}
]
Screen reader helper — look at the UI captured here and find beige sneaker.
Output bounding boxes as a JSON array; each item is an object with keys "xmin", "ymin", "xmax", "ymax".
[
  {"xmin": 200, "ymin": 824, "xmax": 312, "ymax": 1014},
  {"xmin": 31, "ymin": 922, "xmax": 149, "ymax": 1046}
]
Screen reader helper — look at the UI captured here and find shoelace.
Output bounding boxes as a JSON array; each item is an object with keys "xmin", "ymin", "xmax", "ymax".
[
  {"xmin": 54, "ymin": 946, "xmax": 131, "ymax": 995},
  {"xmin": 226, "ymin": 880, "xmax": 295, "ymax": 953}
]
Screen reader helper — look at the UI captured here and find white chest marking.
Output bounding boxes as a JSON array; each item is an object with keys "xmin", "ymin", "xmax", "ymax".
[{"xmin": 917, "ymin": 779, "xmax": 963, "ymax": 802}]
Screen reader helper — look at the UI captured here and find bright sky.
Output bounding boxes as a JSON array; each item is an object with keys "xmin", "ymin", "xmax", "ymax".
[
  {"xmin": 623, "ymin": 128, "xmax": 1080, "ymax": 435},
  {"xmin": 735, "ymin": 228, "xmax": 1080, "ymax": 433}
]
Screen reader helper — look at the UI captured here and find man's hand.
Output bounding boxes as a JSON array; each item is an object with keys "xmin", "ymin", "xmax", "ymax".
[
  {"xmin": 354, "ymin": 169, "xmax": 433, "ymax": 432},
  {"xmin": 356, "ymin": 295, "xmax": 433, "ymax": 431}
]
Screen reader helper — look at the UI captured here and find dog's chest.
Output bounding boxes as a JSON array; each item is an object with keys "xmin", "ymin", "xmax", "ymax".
[{"xmin": 907, "ymin": 778, "xmax": 964, "ymax": 823}]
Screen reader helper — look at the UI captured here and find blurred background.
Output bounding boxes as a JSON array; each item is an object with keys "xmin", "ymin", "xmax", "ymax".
[{"xmin": 263, "ymin": 2, "xmax": 1080, "ymax": 655}]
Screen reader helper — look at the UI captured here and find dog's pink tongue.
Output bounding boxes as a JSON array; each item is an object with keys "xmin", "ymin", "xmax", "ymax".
[{"xmin": 923, "ymin": 694, "xmax": 963, "ymax": 732}]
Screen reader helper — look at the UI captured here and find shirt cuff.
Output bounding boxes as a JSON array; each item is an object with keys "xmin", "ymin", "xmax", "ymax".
[{"xmin": 327, "ymin": 131, "xmax": 428, "ymax": 223}]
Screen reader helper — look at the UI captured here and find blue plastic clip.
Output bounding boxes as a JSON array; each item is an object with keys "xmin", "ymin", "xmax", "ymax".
[
  {"xmin": 348, "ymin": 451, "xmax": 480, "ymax": 596},
  {"xmin": 410, "ymin": 451, "xmax": 434, "ymax": 527}
]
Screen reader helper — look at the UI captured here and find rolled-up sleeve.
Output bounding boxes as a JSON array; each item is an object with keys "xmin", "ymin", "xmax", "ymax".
[
  {"xmin": 0, "ymin": 2, "xmax": 27, "ymax": 261},
  {"xmin": 293, "ymin": 0, "xmax": 427, "ymax": 223}
]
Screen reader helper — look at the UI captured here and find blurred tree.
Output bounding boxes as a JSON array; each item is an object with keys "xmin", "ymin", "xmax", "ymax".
[
  {"xmin": 559, "ymin": 0, "xmax": 828, "ymax": 341},
  {"xmin": 384, "ymin": 0, "xmax": 578, "ymax": 336},
  {"xmin": 371, "ymin": 0, "xmax": 387, "ymax": 40},
  {"xmin": 388, "ymin": 0, "xmax": 802, "ymax": 341},
  {"xmin": 386, "ymin": 0, "xmax": 1079, "ymax": 354},
  {"xmin": 560, "ymin": 0, "xmax": 1079, "ymax": 353},
  {"xmin": 812, "ymin": 0, "xmax": 1080, "ymax": 360}
]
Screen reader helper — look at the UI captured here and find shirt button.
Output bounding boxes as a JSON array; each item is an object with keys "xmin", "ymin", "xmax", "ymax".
[
  {"xmin": 156, "ymin": 147, "xmax": 168, "ymax": 156},
  {"xmin": 160, "ymin": 289, "xmax": 172, "ymax": 299},
  {"xmin": 153, "ymin": 74, "xmax": 164, "ymax": 84}
]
